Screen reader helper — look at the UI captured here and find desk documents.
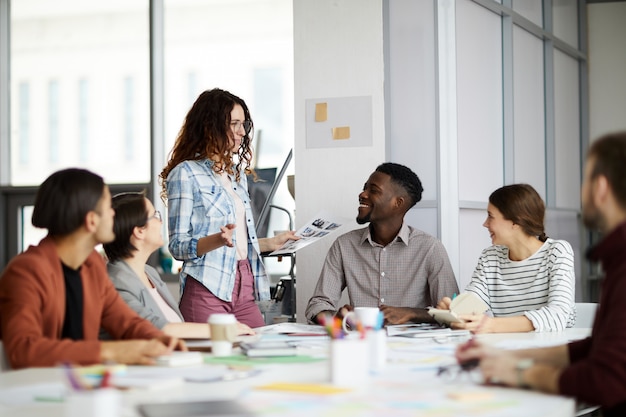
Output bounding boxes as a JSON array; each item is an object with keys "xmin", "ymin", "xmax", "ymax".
[
  {"xmin": 155, "ymin": 351, "xmax": 204, "ymax": 367},
  {"xmin": 0, "ymin": 325, "xmax": 590, "ymax": 417},
  {"xmin": 240, "ymin": 341, "xmax": 298, "ymax": 357},
  {"xmin": 269, "ymin": 211, "xmax": 348, "ymax": 256},
  {"xmin": 386, "ymin": 323, "xmax": 463, "ymax": 338}
]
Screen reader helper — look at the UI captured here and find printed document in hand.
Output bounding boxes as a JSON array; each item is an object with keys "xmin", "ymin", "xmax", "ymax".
[
  {"xmin": 270, "ymin": 210, "xmax": 348, "ymax": 256},
  {"xmin": 428, "ymin": 292, "xmax": 489, "ymax": 325}
]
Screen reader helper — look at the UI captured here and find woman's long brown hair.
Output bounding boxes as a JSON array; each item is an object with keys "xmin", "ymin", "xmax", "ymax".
[{"xmin": 159, "ymin": 88, "xmax": 254, "ymax": 202}]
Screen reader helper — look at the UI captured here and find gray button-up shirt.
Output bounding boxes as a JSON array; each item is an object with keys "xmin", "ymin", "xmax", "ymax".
[{"xmin": 306, "ymin": 223, "xmax": 459, "ymax": 322}]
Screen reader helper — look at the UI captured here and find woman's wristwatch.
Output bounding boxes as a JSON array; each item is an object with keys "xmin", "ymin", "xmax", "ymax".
[{"xmin": 515, "ymin": 358, "xmax": 534, "ymax": 388}]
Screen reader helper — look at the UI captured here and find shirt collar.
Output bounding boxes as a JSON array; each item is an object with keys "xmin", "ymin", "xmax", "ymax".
[{"xmin": 359, "ymin": 221, "xmax": 410, "ymax": 247}]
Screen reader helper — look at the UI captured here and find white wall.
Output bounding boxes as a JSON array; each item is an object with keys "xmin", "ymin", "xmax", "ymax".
[
  {"xmin": 293, "ymin": 0, "xmax": 386, "ymax": 321},
  {"xmin": 293, "ymin": 0, "xmax": 593, "ymax": 321}
]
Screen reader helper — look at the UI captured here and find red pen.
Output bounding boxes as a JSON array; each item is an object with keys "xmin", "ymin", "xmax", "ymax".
[{"xmin": 100, "ymin": 369, "xmax": 112, "ymax": 389}]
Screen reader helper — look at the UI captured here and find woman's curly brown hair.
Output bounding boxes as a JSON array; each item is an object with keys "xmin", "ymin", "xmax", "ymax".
[{"xmin": 159, "ymin": 88, "xmax": 255, "ymax": 202}]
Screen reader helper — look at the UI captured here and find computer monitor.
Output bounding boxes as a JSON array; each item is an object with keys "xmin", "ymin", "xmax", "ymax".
[{"xmin": 248, "ymin": 149, "xmax": 293, "ymax": 237}]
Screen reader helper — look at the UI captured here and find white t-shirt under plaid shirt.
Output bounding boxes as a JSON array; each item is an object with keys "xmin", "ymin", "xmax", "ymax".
[
  {"xmin": 465, "ymin": 238, "xmax": 576, "ymax": 331},
  {"xmin": 305, "ymin": 222, "xmax": 459, "ymax": 322}
]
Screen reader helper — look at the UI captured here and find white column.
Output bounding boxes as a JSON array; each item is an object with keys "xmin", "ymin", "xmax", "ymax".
[{"xmin": 435, "ymin": 0, "xmax": 460, "ymax": 280}]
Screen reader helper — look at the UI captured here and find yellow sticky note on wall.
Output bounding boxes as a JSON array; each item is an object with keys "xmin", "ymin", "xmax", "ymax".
[
  {"xmin": 332, "ymin": 126, "xmax": 350, "ymax": 140},
  {"xmin": 315, "ymin": 103, "xmax": 328, "ymax": 122}
]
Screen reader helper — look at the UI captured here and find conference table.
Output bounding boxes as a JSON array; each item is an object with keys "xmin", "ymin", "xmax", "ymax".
[{"xmin": 0, "ymin": 325, "xmax": 591, "ymax": 417}]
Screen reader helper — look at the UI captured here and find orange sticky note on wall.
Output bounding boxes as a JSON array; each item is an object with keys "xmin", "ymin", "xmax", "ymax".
[
  {"xmin": 332, "ymin": 126, "xmax": 350, "ymax": 140},
  {"xmin": 315, "ymin": 103, "xmax": 328, "ymax": 122}
]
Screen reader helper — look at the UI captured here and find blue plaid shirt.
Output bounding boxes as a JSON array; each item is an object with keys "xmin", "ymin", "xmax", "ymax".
[{"xmin": 166, "ymin": 159, "xmax": 270, "ymax": 302}]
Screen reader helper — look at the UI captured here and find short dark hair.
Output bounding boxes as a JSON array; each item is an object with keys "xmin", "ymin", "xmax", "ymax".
[
  {"xmin": 489, "ymin": 183, "xmax": 547, "ymax": 242},
  {"xmin": 102, "ymin": 192, "xmax": 148, "ymax": 262},
  {"xmin": 588, "ymin": 131, "xmax": 626, "ymax": 209},
  {"xmin": 32, "ymin": 168, "xmax": 105, "ymax": 237},
  {"xmin": 375, "ymin": 162, "xmax": 423, "ymax": 208}
]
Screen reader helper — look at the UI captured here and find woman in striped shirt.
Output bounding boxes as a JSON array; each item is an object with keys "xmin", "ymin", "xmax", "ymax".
[{"xmin": 438, "ymin": 184, "xmax": 575, "ymax": 332}]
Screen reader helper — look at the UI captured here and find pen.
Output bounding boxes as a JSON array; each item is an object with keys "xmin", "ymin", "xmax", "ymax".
[
  {"xmin": 34, "ymin": 395, "xmax": 65, "ymax": 403},
  {"xmin": 374, "ymin": 311, "xmax": 384, "ymax": 331},
  {"xmin": 100, "ymin": 369, "xmax": 112, "ymax": 389},
  {"xmin": 63, "ymin": 363, "xmax": 85, "ymax": 391}
]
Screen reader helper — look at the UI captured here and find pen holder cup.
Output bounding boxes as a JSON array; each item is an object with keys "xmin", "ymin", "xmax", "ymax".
[
  {"xmin": 65, "ymin": 388, "xmax": 120, "ymax": 417},
  {"xmin": 367, "ymin": 329, "xmax": 387, "ymax": 372},
  {"xmin": 329, "ymin": 338, "xmax": 369, "ymax": 386}
]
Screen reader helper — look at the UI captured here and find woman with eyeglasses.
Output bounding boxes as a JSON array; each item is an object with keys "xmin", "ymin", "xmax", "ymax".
[
  {"xmin": 103, "ymin": 192, "xmax": 254, "ymax": 338},
  {"xmin": 159, "ymin": 88, "xmax": 297, "ymax": 328},
  {"xmin": 437, "ymin": 184, "xmax": 576, "ymax": 333}
]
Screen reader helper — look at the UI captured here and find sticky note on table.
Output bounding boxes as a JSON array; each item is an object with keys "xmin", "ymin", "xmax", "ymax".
[
  {"xmin": 255, "ymin": 382, "xmax": 351, "ymax": 395},
  {"xmin": 332, "ymin": 126, "xmax": 350, "ymax": 140},
  {"xmin": 447, "ymin": 390, "xmax": 495, "ymax": 401},
  {"xmin": 315, "ymin": 103, "xmax": 328, "ymax": 122}
]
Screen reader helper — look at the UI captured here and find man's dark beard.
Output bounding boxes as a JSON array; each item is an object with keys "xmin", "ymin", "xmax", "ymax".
[{"xmin": 356, "ymin": 213, "xmax": 370, "ymax": 225}]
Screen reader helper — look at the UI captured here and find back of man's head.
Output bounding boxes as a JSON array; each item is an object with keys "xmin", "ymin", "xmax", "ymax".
[
  {"xmin": 32, "ymin": 168, "xmax": 105, "ymax": 237},
  {"xmin": 375, "ymin": 162, "xmax": 423, "ymax": 209},
  {"xmin": 588, "ymin": 132, "xmax": 626, "ymax": 210}
]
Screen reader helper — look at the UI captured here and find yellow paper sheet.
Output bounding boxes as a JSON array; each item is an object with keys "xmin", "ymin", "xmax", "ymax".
[
  {"xmin": 255, "ymin": 382, "xmax": 351, "ymax": 395},
  {"xmin": 332, "ymin": 126, "xmax": 350, "ymax": 140},
  {"xmin": 315, "ymin": 103, "xmax": 328, "ymax": 122}
]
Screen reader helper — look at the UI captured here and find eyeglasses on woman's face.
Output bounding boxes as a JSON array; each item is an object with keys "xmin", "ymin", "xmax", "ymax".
[
  {"xmin": 147, "ymin": 210, "xmax": 162, "ymax": 223},
  {"xmin": 230, "ymin": 120, "xmax": 253, "ymax": 135}
]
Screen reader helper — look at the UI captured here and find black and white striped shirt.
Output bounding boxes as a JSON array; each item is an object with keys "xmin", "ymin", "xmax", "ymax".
[{"xmin": 465, "ymin": 239, "xmax": 576, "ymax": 332}]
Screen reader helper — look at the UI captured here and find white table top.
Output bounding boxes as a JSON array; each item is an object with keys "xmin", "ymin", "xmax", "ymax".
[{"xmin": 0, "ymin": 327, "xmax": 589, "ymax": 417}]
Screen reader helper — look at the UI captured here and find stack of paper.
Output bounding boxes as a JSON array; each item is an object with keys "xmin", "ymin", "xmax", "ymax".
[{"xmin": 386, "ymin": 323, "xmax": 453, "ymax": 338}]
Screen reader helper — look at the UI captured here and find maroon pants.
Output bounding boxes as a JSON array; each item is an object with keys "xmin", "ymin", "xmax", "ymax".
[{"xmin": 179, "ymin": 260, "xmax": 265, "ymax": 328}]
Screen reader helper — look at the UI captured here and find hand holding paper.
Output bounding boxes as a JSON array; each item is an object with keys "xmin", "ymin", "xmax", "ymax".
[{"xmin": 428, "ymin": 292, "xmax": 489, "ymax": 326}]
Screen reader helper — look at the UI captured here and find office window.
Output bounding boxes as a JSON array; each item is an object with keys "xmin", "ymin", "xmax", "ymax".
[
  {"xmin": 187, "ymin": 72, "xmax": 198, "ymax": 106},
  {"xmin": 18, "ymin": 82, "xmax": 29, "ymax": 165},
  {"xmin": 10, "ymin": 0, "xmax": 150, "ymax": 185},
  {"xmin": 512, "ymin": 0, "xmax": 543, "ymax": 27},
  {"xmin": 512, "ymin": 25, "xmax": 545, "ymax": 196},
  {"xmin": 2, "ymin": 0, "xmax": 293, "ymax": 274},
  {"xmin": 20, "ymin": 206, "xmax": 46, "ymax": 253},
  {"xmin": 123, "ymin": 76, "xmax": 134, "ymax": 161},
  {"xmin": 48, "ymin": 80, "xmax": 59, "ymax": 164},
  {"xmin": 253, "ymin": 68, "xmax": 284, "ymax": 168},
  {"xmin": 163, "ymin": 0, "xmax": 293, "ymax": 162},
  {"xmin": 387, "ymin": 0, "xmax": 438, "ymax": 202},
  {"xmin": 553, "ymin": 0, "xmax": 579, "ymax": 49},
  {"xmin": 554, "ymin": 50, "xmax": 581, "ymax": 210},
  {"xmin": 78, "ymin": 78, "xmax": 89, "ymax": 163},
  {"xmin": 456, "ymin": 0, "xmax": 503, "ymax": 201}
]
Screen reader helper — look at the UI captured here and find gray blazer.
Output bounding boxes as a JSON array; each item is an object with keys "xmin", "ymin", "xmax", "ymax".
[{"xmin": 107, "ymin": 260, "xmax": 184, "ymax": 329}]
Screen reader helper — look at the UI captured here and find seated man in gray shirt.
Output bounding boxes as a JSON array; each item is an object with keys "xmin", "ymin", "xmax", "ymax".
[{"xmin": 306, "ymin": 162, "xmax": 459, "ymax": 325}]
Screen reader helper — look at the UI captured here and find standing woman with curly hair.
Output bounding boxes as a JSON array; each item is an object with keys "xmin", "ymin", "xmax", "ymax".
[{"xmin": 160, "ymin": 89, "xmax": 296, "ymax": 328}]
